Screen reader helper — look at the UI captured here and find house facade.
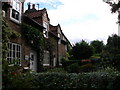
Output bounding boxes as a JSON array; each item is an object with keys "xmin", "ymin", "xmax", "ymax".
[{"xmin": 2, "ymin": 0, "xmax": 72, "ymax": 72}]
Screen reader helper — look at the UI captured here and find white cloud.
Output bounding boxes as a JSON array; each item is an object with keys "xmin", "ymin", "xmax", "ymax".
[{"xmin": 47, "ymin": 0, "xmax": 118, "ymax": 44}]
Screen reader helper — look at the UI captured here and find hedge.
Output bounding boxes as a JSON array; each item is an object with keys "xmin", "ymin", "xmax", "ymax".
[
  {"xmin": 32, "ymin": 72, "xmax": 120, "ymax": 89},
  {"xmin": 3, "ymin": 71, "xmax": 120, "ymax": 89}
]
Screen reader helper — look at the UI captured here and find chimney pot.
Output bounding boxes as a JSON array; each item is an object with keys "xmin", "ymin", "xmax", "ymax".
[
  {"xmin": 28, "ymin": 2, "xmax": 31, "ymax": 10},
  {"xmin": 32, "ymin": 4, "xmax": 35, "ymax": 9}
]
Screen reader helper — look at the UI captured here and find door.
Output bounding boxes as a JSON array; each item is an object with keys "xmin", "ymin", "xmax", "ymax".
[{"xmin": 30, "ymin": 51, "xmax": 37, "ymax": 72}]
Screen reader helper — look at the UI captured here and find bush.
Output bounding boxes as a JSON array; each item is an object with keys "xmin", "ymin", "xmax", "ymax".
[
  {"xmin": 3, "ymin": 72, "xmax": 36, "ymax": 88},
  {"xmin": 79, "ymin": 63, "xmax": 96, "ymax": 72},
  {"xmin": 32, "ymin": 72, "xmax": 120, "ymax": 89},
  {"xmin": 61, "ymin": 59, "xmax": 81, "ymax": 69},
  {"xmin": 46, "ymin": 68, "xmax": 67, "ymax": 73},
  {"xmin": 2, "ymin": 59, "xmax": 35, "ymax": 88},
  {"xmin": 66, "ymin": 63, "xmax": 80, "ymax": 73}
]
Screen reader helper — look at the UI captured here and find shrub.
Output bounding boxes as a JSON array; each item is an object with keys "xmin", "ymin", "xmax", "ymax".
[
  {"xmin": 79, "ymin": 63, "xmax": 96, "ymax": 72},
  {"xmin": 32, "ymin": 71, "xmax": 120, "ymax": 89},
  {"xmin": 61, "ymin": 59, "xmax": 81, "ymax": 69},
  {"xmin": 46, "ymin": 68, "xmax": 67, "ymax": 73},
  {"xmin": 66, "ymin": 63, "xmax": 80, "ymax": 73}
]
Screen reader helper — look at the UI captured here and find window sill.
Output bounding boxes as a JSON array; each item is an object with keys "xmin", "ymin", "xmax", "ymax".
[{"xmin": 10, "ymin": 17, "xmax": 21, "ymax": 24}]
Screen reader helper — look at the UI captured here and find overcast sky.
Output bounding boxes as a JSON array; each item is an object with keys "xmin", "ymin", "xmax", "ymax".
[{"xmin": 25, "ymin": 0, "xmax": 118, "ymax": 44}]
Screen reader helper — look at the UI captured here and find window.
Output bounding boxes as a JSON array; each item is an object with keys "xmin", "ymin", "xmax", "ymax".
[
  {"xmin": 43, "ymin": 22, "xmax": 48, "ymax": 38},
  {"xmin": 12, "ymin": 9, "xmax": 19, "ymax": 20},
  {"xmin": 7, "ymin": 42, "xmax": 21, "ymax": 65},
  {"xmin": 10, "ymin": 0, "xmax": 22, "ymax": 23},
  {"xmin": 58, "ymin": 39, "xmax": 61, "ymax": 44},
  {"xmin": 43, "ymin": 51, "xmax": 50, "ymax": 66},
  {"xmin": 65, "ymin": 45, "xmax": 67, "ymax": 51},
  {"xmin": 58, "ymin": 33, "xmax": 61, "ymax": 38}
]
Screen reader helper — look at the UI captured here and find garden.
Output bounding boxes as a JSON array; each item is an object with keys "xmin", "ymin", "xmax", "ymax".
[
  {"xmin": 2, "ymin": 34, "xmax": 120, "ymax": 89},
  {"xmin": 2, "ymin": 17, "xmax": 120, "ymax": 89}
]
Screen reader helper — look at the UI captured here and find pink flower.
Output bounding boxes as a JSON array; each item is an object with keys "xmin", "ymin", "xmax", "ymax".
[{"xmin": 11, "ymin": 72, "xmax": 17, "ymax": 75}]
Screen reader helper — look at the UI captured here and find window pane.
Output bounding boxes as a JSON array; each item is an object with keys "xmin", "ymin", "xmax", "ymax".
[
  {"xmin": 16, "ymin": 52, "xmax": 20, "ymax": 58},
  {"xmin": 12, "ymin": 9, "xmax": 19, "ymax": 20},
  {"xmin": 31, "ymin": 55, "xmax": 34, "ymax": 61},
  {"xmin": 16, "ymin": 2, "xmax": 20, "ymax": 11},
  {"xmin": 16, "ymin": 12, "xmax": 19, "ymax": 20},
  {"xmin": 13, "ymin": 51, "xmax": 15, "ymax": 58},
  {"xmin": 9, "ymin": 58, "xmax": 12, "ymax": 63},
  {"xmin": 9, "ymin": 43, "xmax": 12, "ymax": 50},
  {"xmin": 13, "ymin": 0, "xmax": 16, "ymax": 10},
  {"xmin": 13, "ymin": 44, "xmax": 16, "ymax": 51},
  {"xmin": 18, "ymin": 46, "xmax": 20, "ymax": 51},
  {"xmin": 7, "ymin": 52, "xmax": 9, "ymax": 57},
  {"xmin": 17, "ymin": 45, "xmax": 18, "ymax": 51},
  {"xmin": 12, "ymin": 9, "xmax": 16, "ymax": 18},
  {"xmin": 10, "ymin": 51, "xmax": 12, "ymax": 57}
]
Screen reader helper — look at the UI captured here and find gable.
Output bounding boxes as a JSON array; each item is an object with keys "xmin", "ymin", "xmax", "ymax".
[{"xmin": 42, "ymin": 11, "xmax": 50, "ymax": 23}]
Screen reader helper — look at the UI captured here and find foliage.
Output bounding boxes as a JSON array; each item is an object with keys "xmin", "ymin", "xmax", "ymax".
[
  {"xmin": 46, "ymin": 68, "xmax": 67, "ymax": 73},
  {"xmin": 2, "ymin": 18, "xmax": 20, "ymax": 59},
  {"xmin": 71, "ymin": 40, "xmax": 94, "ymax": 60},
  {"xmin": 79, "ymin": 63, "xmax": 96, "ymax": 72},
  {"xmin": 99, "ymin": 66, "xmax": 118, "ymax": 73},
  {"xmin": 104, "ymin": 0, "xmax": 120, "ymax": 13},
  {"xmin": 32, "ymin": 71, "xmax": 120, "ymax": 89},
  {"xmin": 90, "ymin": 40, "xmax": 104, "ymax": 54},
  {"xmin": 106, "ymin": 34, "xmax": 120, "ymax": 55},
  {"xmin": 21, "ymin": 23, "xmax": 44, "ymax": 51},
  {"xmin": 66, "ymin": 63, "xmax": 80, "ymax": 73},
  {"xmin": 61, "ymin": 58, "xmax": 81, "ymax": 69},
  {"xmin": 21, "ymin": 23, "xmax": 44, "ymax": 72},
  {"xmin": 2, "ymin": 58, "xmax": 35, "ymax": 88},
  {"xmin": 103, "ymin": 34, "xmax": 120, "ymax": 68}
]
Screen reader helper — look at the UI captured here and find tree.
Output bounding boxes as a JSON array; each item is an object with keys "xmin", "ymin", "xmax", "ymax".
[
  {"xmin": 104, "ymin": 34, "xmax": 120, "ymax": 68},
  {"xmin": 71, "ymin": 40, "xmax": 93, "ymax": 60},
  {"xmin": 90, "ymin": 40, "xmax": 104, "ymax": 54},
  {"xmin": 103, "ymin": 0, "xmax": 120, "ymax": 23},
  {"xmin": 106, "ymin": 34, "xmax": 120, "ymax": 55}
]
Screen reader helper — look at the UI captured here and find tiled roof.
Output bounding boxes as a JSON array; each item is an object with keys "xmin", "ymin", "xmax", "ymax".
[
  {"xmin": 49, "ymin": 24, "xmax": 58, "ymax": 35},
  {"xmin": 25, "ymin": 8, "xmax": 49, "ymax": 20}
]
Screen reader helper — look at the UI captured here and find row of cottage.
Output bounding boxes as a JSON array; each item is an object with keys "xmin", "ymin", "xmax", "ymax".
[{"xmin": 2, "ymin": 0, "xmax": 72, "ymax": 72}]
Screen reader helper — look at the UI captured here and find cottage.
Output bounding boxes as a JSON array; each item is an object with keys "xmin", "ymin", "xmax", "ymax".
[{"xmin": 2, "ymin": 0, "xmax": 72, "ymax": 72}]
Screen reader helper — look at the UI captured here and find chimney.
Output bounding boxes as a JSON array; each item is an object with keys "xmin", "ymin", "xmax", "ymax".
[
  {"xmin": 27, "ymin": 2, "xmax": 31, "ymax": 10},
  {"xmin": 32, "ymin": 4, "xmax": 35, "ymax": 9}
]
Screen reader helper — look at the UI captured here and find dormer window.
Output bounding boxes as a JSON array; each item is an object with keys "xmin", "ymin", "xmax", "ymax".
[
  {"xmin": 43, "ymin": 22, "xmax": 48, "ymax": 38},
  {"xmin": 10, "ymin": 0, "xmax": 22, "ymax": 24}
]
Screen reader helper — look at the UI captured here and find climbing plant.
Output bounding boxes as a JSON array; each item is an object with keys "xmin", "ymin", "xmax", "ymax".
[
  {"xmin": 2, "ymin": 18, "xmax": 21, "ymax": 88},
  {"xmin": 2, "ymin": 18, "xmax": 20, "ymax": 59},
  {"xmin": 21, "ymin": 23, "xmax": 44, "ymax": 72}
]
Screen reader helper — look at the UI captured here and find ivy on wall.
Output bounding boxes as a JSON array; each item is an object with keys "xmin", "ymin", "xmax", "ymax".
[
  {"xmin": 2, "ymin": 18, "xmax": 21, "ymax": 88},
  {"xmin": 21, "ymin": 23, "xmax": 44, "ymax": 72},
  {"xmin": 2, "ymin": 18, "xmax": 20, "ymax": 59}
]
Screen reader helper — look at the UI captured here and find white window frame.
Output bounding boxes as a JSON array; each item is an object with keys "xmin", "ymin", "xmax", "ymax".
[
  {"xmin": 7, "ymin": 42, "xmax": 21, "ymax": 66},
  {"xmin": 10, "ymin": 0, "xmax": 22, "ymax": 24}
]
